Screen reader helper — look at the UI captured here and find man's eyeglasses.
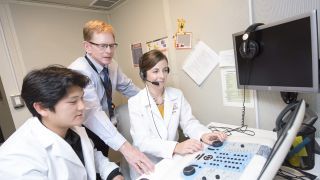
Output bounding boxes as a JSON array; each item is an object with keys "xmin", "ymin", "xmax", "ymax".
[{"xmin": 89, "ymin": 41, "xmax": 118, "ymax": 50}]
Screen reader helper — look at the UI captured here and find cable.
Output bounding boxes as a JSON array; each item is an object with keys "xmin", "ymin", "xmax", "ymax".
[
  {"xmin": 222, "ymin": 58, "xmax": 256, "ymax": 136},
  {"xmin": 208, "ymin": 125, "xmax": 255, "ymax": 137},
  {"xmin": 241, "ymin": 86, "xmax": 246, "ymax": 127},
  {"xmin": 145, "ymin": 84, "xmax": 163, "ymax": 139},
  {"xmin": 208, "ymin": 74, "xmax": 255, "ymax": 136},
  {"xmin": 241, "ymin": 58, "xmax": 252, "ymax": 128},
  {"xmin": 207, "ymin": 66, "xmax": 256, "ymax": 136}
]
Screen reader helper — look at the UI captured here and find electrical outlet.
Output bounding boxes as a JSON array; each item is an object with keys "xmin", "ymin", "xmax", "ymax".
[{"xmin": 10, "ymin": 95, "xmax": 24, "ymax": 109}]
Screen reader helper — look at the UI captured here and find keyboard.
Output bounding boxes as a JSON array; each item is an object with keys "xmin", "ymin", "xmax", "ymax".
[{"xmin": 182, "ymin": 141, "xmax": 272, "ymax": 180}]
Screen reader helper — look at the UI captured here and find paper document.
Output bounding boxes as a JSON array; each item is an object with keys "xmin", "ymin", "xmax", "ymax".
[
  {"xmin": 182, "ymin": 41, "xmax": 219, "ymax": 85},
  {"xmin": 220, "ymin": 67, "xmax": 254, "ymax": 107},
  {"xmin": 219, "ymin": 49, "xmax": 235, "ymax": 67}
]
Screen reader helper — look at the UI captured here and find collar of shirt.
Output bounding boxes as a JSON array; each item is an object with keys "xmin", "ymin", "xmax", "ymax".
[
  {"xmin": 64, "ymin": 128, "xmax": 85, "ymax": 166},
  {"xmin": 85, "ymin": 53, "xmax": 108, "ymax": 74}
]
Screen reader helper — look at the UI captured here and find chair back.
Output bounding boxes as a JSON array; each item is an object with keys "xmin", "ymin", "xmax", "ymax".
[{"xmin": 114, "ymin": 103, "xmax": 132, "ymax": 179}]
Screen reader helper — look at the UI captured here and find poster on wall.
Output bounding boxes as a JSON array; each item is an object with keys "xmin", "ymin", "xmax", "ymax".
[
  {"xmin": 146, "ymin": 36, "xmax": 168, "ymax": 52},
  {"xmin": 175, "ymin": 32, "xmax": 192, "ymax": 49},
  {"xmin": 131, "ymin": 43, "xmax": 143, "ymax": 67},
  {"xmin": 220, "ymin": 67, "xmax": 254, "ymax": 108}
]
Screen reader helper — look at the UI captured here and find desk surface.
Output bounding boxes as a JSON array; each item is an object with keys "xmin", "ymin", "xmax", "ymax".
[{"xmin": 138, "ymin": 122, "xmax": 278, "ymax": 180}]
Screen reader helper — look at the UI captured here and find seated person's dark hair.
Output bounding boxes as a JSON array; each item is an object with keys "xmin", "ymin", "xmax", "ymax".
[
  {"xmin": 22, "ymin": 65, "xmax": 111, "ymax": 159},
  {"xmin": 21, "ymin": 64, "xmax": 90, "ymax": 120}
]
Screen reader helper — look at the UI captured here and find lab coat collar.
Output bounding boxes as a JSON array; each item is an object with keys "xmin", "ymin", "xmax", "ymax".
[
  {"xmin": 163, "ymin": 87, "xmax": 178, "ymax": 101},
  {"xmin": 30, "ymin": 117, "xmax": 85, "ymax": 167},
  {"xmin": 141, "ymin": 87, "xmax": 178, "ymax": 139},
  {"xmin": 141, "ymin": 87, "xmax": 178, "ymax": 106},
  {"xmin": 75, "ymin": 126, "xmax": 96, "ymax": 178},
  {"xmin": 163, "ymin": 88, "xmax": 178, "ymax": 125},
  {"xmin": 141, "ymin": 88, "xmax": 163, "ymax": 119}
]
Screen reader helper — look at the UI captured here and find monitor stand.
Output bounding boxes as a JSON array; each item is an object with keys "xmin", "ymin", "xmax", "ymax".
[
  {"xmin": 280, "ymin": 92, "xmax": 298, "ymax": 104},
  {"xmin": 279, "ymin": 93, "xmax": 319, "ymax": 154}
]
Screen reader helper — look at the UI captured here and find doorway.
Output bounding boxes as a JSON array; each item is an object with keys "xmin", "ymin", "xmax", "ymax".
[{"xmin": 0, "ymin": 77, "xmax": 16, "ymax": 143}]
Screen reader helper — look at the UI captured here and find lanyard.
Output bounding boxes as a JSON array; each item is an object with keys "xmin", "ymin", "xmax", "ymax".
[{"xmin": 84, "ymin": 55, "xmax": 110, "ymax": 92}]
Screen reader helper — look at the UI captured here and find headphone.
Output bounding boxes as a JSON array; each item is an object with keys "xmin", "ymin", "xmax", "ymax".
[
  {"xmin": 239, "ymin": 23, "xmax": 264, "ymax": 60},
  {"xmin": 139, "ymin": 69, "xmax": 147, "ymax": 80}
]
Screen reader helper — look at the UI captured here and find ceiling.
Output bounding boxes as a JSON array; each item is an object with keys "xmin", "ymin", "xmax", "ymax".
[{"xmin": 13, "ymin": 0, "xmax": 127, "ymax": 11}]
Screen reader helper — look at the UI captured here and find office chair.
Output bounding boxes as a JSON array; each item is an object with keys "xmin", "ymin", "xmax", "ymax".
[{"xmin": 114, "ymin": 103, "xmax": 132, "ymax": 179}]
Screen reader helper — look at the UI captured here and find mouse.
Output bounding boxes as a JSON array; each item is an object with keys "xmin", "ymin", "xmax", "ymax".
[
  {"xmin": 211, "ymin": 140, "xmax": 223, "ymax": 147},
  {"xmin": 183, "ymin": 165, "xmax": 196, "ymax": 176}
]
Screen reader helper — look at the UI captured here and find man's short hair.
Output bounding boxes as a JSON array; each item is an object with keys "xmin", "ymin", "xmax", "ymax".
[
  {"xmin": 83, "ymin": 20, "xmax": 115, "ymax": 41},
  {"xmin": 21, "ymin": 65, "xmax": 89, "ymax": 120}
]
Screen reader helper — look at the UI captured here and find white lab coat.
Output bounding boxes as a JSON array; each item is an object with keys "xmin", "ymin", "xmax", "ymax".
[
  {"xmin": 128, "ymin": 87, "xmax": 210, "ymax": 164},
  {"xmin": 0, "ymin": 117, "xmax": 119, "ymax": 180}
]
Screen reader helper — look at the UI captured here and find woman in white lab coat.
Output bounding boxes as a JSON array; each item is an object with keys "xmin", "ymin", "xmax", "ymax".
[
  {"xmin": 128, "ymin": 50, "xmax": 227, "ymax": 178},
  {"xmin": 0, "ymin": 65, "xmax": 123, "ymax": 180}
]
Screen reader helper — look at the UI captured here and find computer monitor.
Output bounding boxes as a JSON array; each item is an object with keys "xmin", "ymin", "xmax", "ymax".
[{"xmin": 232, "ymin": 10, "xmax": 319, "ymax": 93}]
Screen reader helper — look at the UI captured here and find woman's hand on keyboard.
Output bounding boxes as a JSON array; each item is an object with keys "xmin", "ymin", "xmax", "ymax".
[
  {"xmin": 174, "ymin": 139, "xmax": 203, "ymax": 155},
  {"xmin": 201, "ymin": 131, "xmax": 227, "ymax": 145}
]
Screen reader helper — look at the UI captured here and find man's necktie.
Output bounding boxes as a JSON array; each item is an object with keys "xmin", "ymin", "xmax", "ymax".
[{"xmin": 102, "ymin": 67, "xmax": 114, "ymax": 117}]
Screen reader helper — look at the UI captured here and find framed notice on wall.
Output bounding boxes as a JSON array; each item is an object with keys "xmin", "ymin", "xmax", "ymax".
[
  {"xmin": 175, "ymin": 32, "xmax": 192, "ymax": 49},
  {"xmin": 146, "ymin": 36, "xmax": 168, "ymax": 51},
  {"xmin": 131, "ymin": 43, "xmax": 143, "ymax": 67}
]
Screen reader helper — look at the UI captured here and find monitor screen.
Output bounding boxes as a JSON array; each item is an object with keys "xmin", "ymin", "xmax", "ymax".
[{"xmin": 233, "ymin": 10, "xmax": 319, "ymax": 93}]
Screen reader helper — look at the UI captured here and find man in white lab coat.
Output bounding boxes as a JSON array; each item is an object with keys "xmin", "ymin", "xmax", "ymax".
[{"xmin": 0, "ymin": 65, "xmax": 123, "ymax": 180}]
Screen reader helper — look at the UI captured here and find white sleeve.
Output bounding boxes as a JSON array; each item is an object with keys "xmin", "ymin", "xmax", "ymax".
[
  {"xmin": 84, "ymin": 80, "xmax": 126, "ymax": 150},
  {"xmin": 0, "ymin": 153, "xmax": 49, "ymax": 180},
  {"xmin": 114, "ymin": 64, "xmax": 140, "ymax": 97},
  {"xmin": 179, "ymin": 93, "xmax": 211, "ymax": 140},
  {"xmin": 94, "ymin": 149, "xmax": 119, "ymax": 180}
]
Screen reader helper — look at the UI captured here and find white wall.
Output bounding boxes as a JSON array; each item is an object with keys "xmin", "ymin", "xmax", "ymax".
[
  {"xmin": 0, "ymin": 1, "xmax": 109, "ymax": 128},
  {"xmin": 110, "ymin": 0, "xmax": 257, "ymax": 128},
  {"xmin": 167, "ymin": 0, "xmax": 254, "ymax": 127},
  {"xmin": 109, "ymin": 0, "xmax": 170, "ymax": 104},
  {"xmin": 8, "ymin": 2, "xmax": 109, "ymax": 69}
]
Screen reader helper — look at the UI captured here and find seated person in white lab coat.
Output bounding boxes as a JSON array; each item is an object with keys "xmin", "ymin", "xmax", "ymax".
[
  {"xmin": 128, "ymin": 50, "xmax": 227, "ymax": 178},
  {"xmin": 0, "ymin": 65, "xmax": 124, "ymax": 180}
]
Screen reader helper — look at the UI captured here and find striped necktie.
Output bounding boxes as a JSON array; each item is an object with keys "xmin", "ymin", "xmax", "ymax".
[{"xmin": 102, "ymin": 67, "xmax": 114, "ymax": 117}]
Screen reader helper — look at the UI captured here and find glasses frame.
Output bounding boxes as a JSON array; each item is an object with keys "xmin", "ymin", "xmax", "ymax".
[{"xmin": 88, "ymin": 41, "xmax": 118, "ymax": 50}]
